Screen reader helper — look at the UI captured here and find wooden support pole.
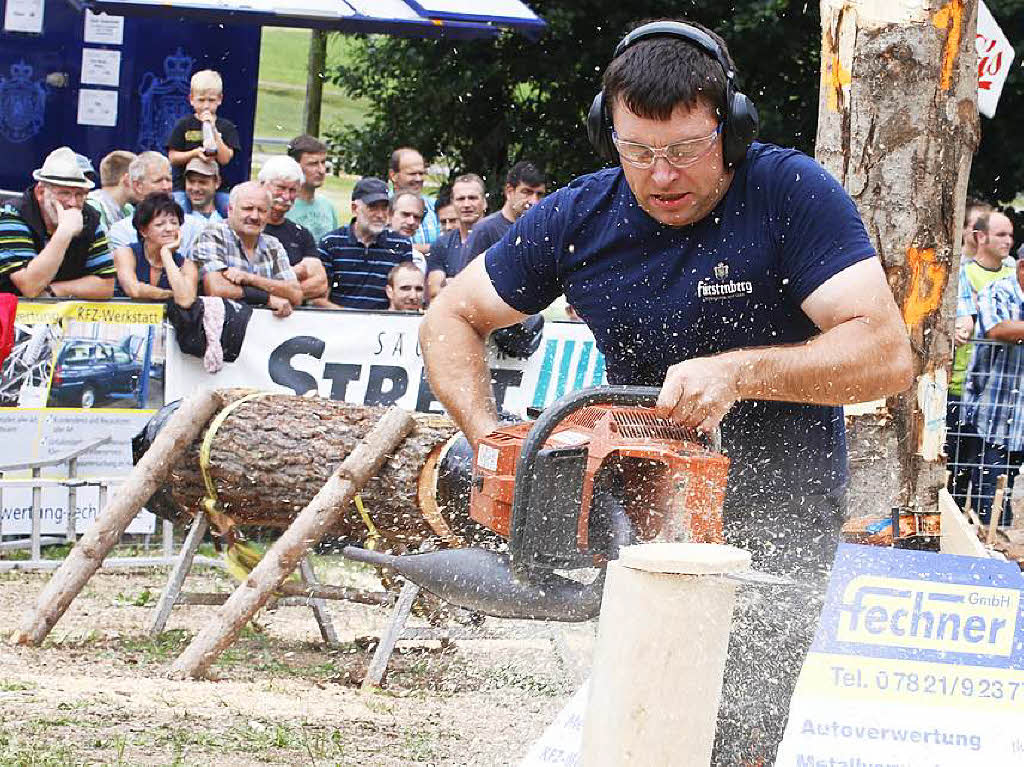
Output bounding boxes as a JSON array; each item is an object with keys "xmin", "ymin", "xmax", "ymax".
[
  {"xmin": 10, "ymin": 390, "xmax": 223, "ymax": 647},
  {"xmin": 169, "ymin": 406, "xmax": 415, "ymax": 680}
]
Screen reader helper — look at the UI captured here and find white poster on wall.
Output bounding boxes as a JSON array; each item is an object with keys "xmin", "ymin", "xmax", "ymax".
[
  {"xmin": 3, "ymin": 0, "xmax": 44, "ymax": 34},
  {"xmin": 83, "ymin": 10, "xmax": 125, "ymax": 45},
  {"xmin": 81, "ymin": 48, "xmax": 121, "ymax": 88},
  {"xmin": 77, "ymin": 88, "xmax": 118, "ymax": 127}
]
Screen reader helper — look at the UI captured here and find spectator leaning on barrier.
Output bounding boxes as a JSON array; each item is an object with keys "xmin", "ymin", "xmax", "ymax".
[
  {"xmin": 257, "ymin": 155, "xmax": 330, "ymax": 305},
  {"xmin": 318, "ymin": 177, "xmax": 414, "ymax": 310},
  {"xmin": 948, "ymin": 207, "xmax": 1015, "ymax": 508},
  {"xmin": 112, "ymin": 192, "xmax": 197, "ymax": 307},
  {"xmin": 192, "ymin": 181, "xmax": 302, "ymax": 318},
  {"xmin": 86, "ymin": 150, "xmax": 136, "ymax": 232},
  {"xmin": 286, "ymin": 135, "xmax": 338, "ymax": 242},
  {"xmin": 963, "ymin": 254, "xmax": 1024, "ymax": 526},
  {"xmin": 388, "ymin": 147, "xmax": 439, "ymax": 256},
  {"xmin": 427, "ymin": 173, "xmax": 487, "ymax": 299},
  {"xmin": 386, "ymin": 261, "xmax": 425, "ymax": 312},
  {"xmin": 108, "ymin": 153, "xmax": 207, "ymax": 257},
  {"xmin": 166, "ymin": 69, "xmax": 240, "ymax": 194},
  {"xmin": 173, "ymin": 157, "xmax": 227, "ymax": 221},
  {"xmin": 0, "ymin": 147, "xmax": 115, "ymax": 299}
]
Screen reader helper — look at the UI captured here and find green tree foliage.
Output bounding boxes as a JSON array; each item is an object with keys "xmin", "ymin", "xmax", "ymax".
[{"xmin": 326, "ymin": 1, "xmax": 1021, "ymax": 205}]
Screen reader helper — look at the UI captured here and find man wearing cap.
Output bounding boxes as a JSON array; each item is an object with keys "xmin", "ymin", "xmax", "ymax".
[
  {"xmin": 318, "ymin": 177, "xmax": 414, "ymax": 310},
  {"xmin": 173, "ymin": 157, "xmax": 227, "ymax": 222},
  {"xmin": 285, "ymin": 135, "xmax": 338, "ymax": 243},
  {"xmin": 0, "ymin": 147, "xmax": 116, "ymax": 298}
]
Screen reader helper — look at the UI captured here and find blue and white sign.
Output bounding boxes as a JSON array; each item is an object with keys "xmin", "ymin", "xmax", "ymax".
[{"xmin": 776, "ymin": 544, "xmax": 1024, "ymax": 765}]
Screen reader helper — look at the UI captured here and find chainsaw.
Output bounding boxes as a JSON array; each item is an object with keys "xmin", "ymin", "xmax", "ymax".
[{"xmin": 344, "ymin": 385, "xmax": 730, "ymax": 622}]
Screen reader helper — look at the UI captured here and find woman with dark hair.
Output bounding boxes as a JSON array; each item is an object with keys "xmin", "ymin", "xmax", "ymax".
[{"xmin": 112, "ymin": 192, "xmax": 198, "ymax": 306}]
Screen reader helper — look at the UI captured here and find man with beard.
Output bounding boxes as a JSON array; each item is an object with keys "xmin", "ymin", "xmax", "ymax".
[
  {"xmin": 257, "ymin": 156, "xmax": 330, "ymax": 305},
  {"xmin": 427, "ymin": 173, "xmax": 487, "ymax": 299},
  {"xmin": 192, "ymin": 181, "xmax": 302, "ymax": 317},
  {"xmin": 318, "ymin": 177, "xmax": 413, "ymax": 310},
  {"xmin": 0, "ymin": 147, "xmax": 116, "ymax": 298}
]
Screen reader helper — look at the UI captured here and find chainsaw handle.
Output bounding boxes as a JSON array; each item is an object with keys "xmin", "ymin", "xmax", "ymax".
[{"xmin": 508, "ymin": 385, "xmax": 721, "ymax": 580}]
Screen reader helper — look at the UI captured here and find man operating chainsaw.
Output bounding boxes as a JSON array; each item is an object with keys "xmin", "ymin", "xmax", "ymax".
[{"xmin": 420, "ymin": 18, "xmax": 913, "ymax": 765}]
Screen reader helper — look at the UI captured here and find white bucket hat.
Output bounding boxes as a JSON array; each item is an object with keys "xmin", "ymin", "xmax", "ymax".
[{"xmin": 32, "ymin": 147, "xmax": 95, "ymax": 190}]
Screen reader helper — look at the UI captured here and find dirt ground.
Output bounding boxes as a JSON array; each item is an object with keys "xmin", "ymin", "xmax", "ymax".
[{"xmin": 0, "ymin": 556, "xmax": 592, "ymax": 766}]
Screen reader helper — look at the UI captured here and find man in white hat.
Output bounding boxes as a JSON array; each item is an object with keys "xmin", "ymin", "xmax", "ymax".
[{"xmin": 0, "ymin": 147, "xmax": 115, "ymax": 298}]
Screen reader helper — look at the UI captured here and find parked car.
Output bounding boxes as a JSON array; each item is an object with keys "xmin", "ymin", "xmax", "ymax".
[{"xmin": 48, "ymin": 338, "xmax": 143, "ymax": 408}]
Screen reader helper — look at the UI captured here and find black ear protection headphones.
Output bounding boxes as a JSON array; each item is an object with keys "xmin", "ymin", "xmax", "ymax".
[{"xmin": 587, "ymin": 21, "xmax": 759, "ymax": 168}]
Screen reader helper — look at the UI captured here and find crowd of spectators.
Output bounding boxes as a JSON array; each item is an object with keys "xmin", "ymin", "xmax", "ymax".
[
  {"xmin": 0, "ymin": 68, "xmax": 548, "ymax": 320},
  {"xmin": 947, "ymin": 197, "xmax": 1023, "ymax": 526}
]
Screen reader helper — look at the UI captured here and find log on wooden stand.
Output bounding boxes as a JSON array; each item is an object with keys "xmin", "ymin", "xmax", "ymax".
[
  {"xmin": 169, "ymin": 406, "xmax": 415, "ymax": 680},
  {"xmin": 154, "ymin": 391, "xmax": 472, "ymax": 550},
  {"xmin": 816, "ymin": 0, "xmax": 980, "ymax": 514},
  {"xmin": 11, "ymin": 389, "xmax": 224, "ymax": 647}
]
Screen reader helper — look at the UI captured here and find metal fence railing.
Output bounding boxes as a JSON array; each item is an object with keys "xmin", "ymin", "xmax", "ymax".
[{"xmin": 946, "ymin": 337, "xmax": 1023, "ymax": 527}]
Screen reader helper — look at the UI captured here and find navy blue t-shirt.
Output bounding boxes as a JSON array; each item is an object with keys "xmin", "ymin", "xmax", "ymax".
[
  {"xmin": 464, "ymin": 210, "xmax": 513, "ymax": 265},
  {"xmin": 426, "ymin": 228, "xmax": 471, "ymax": 277},
  {"xmin": 485, "ymin": 143, "xmax": 876, "ymax": 499}
]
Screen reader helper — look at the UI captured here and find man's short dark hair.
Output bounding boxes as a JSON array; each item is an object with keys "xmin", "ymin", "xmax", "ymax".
[
  {"xmin": 287, "ymin": 135, "xmax": 327, "ymax": 160},
  {"xmin": 99, "ymin": 150, "xmax": 136, "ymax": 188},
  {"xmin": 506, "ymin": 161, "xmax": 545, "ymax": 189},
  {"xmin": 602, "ymin": 19, "xmax": 732, "ymax": 122},
  {"xmin": 387, "ymin": 260, "xmax": 422, "ymax": 287},
  {"xmin": 132, "ymin": 192, "xmax": 184, "ymax": 236},
  {"xmin": 435, "ymin": 187, "xmax": 452, "ymax": 211}
]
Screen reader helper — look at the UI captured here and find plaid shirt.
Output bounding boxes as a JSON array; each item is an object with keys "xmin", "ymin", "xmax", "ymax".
[
  {"xmin": 963, "ymin": 274, "xmax": 1024, "ymax": 450},
  {"xmin": 955, "ymin": 256, "xmax": 1016, "ymax": 317},
  {"xmin": 191, "ymin": 221, "xmax": 296, "ymax": 282}
]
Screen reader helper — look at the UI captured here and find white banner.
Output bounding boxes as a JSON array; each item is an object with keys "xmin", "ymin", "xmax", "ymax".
[
  {"xmin": 977, "ymin": 1, "xmax": 1015, "ymax": 118},
  {"xmin": 166, "ymin": 308, "xmax": 607, "ymax": 417}
]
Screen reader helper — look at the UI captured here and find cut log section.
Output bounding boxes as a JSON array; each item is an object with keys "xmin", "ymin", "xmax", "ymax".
[{"xmin": 150, "ymin": 390, "xmax": 491, "ymax": 550}]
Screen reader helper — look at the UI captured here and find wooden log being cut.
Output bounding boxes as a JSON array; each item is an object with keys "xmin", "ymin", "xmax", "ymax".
[{"xmin": 150, "ymin": 390, "xmax": 489, "ymax": 550}]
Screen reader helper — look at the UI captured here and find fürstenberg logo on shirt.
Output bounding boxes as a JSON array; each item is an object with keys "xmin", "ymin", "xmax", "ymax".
[{"xmin": 697, "ymin": 261, "xmax": 753, "ymax": 300}]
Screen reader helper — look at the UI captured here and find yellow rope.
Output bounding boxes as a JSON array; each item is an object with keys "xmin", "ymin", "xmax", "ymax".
[
  {"xmin": 199, "ymin": 391, "xmax": 272, "ymax": 535},
  {"xmin": 353, "ymin": 494, "xmax": 381, "ymax": 550}
]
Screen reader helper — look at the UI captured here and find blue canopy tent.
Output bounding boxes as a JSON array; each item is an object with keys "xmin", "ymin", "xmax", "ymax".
[
  {"xmin": 0, "ymin": 0, "xmax": 544, "ymax": 192},
  {"xmin": 69, "ymin": 0, "xmax": 546, "ymax": 38}
]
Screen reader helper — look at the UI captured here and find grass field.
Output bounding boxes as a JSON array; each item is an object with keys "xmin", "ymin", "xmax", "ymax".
[
  {"xmin": 254, "ymin": 28, "xmax": 366, "ymax": 212},
  {"xmin": 254, "ymin": 28, "xmax": 368, "ymax": 142}
]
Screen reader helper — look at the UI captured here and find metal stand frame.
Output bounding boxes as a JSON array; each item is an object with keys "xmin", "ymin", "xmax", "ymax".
[{"xmin": 149, "ymin": 511, "xmax": 340, "ymax": 647}]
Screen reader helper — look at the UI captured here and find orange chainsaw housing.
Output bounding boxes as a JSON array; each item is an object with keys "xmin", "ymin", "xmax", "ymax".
[{"xmin": 469, "ymin": 405, "xmax": 728, "ymax": 553}]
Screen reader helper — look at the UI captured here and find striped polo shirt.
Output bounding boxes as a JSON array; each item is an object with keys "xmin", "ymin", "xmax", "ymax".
[
  {"xmin": 0, "ymin": 187, "xmax": 114, "ymax": 294},
  {"xmin": 318, "ymin": 223, "xmax": 413, "ymax": 310}
]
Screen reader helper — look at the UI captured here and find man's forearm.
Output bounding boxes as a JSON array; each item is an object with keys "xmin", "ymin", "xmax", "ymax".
[
  {"xmin": 420, "ymin": 312, "xmax": 500, "ymax": 446},
  {"xmin": 243, "ymin": 273, "xmax": 302, "ymax": 304},
  {"xmin": 986, "ymin": 321, "xmax": 1024, "ymax": 344},
  {"xmin": 9, "ymin": 234, "xmax": 72, "ymax": 297},
  {"xmin": 51, "ymin": 275, "xmax": 115, "ymax": 300},
  {"xmin": 725, "ymin": 316, "xmax": 913, "ymax": 405}
]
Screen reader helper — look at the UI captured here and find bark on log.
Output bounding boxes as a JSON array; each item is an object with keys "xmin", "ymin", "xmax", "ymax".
[
  {"xmin": 11, "ymin": 389, "xmax": 224, "ymax": 647},
  {"xmin": 155, "ymin": 390, "xmax": 469, "ymax": 549},
  {"xmin": 169, "ymin": 406, "xmax": 415, "ymax": 679},
  {"xmin": 816, "ymin": 0, "xmax": 980, "ymax": 512}
]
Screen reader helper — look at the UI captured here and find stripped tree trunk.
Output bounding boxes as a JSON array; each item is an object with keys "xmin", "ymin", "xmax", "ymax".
[
  {"xmin": 153, "ymin": 390, "xmax": 477, "ymax": 550},
  {"xmin": 816, "ymin": 0, "xmax": 980, "ymax": 513}
]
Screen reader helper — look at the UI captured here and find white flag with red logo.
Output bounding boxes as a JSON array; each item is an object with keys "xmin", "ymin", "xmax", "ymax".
[{"xmin": 977, "ymin": 1, "xmax": 1015, "ymax": 118}]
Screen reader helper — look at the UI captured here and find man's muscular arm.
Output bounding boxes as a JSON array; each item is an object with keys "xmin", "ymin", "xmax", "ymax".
[
  {"xmin": 657, "ymin": 258, "xmax": 914, "ymax": 430},
  {"xmin": 984, "ymin": 320, "xmax": 1024, "ymax": 343},
  {"xmin": 419, "ymin": 256, "xmax": 527, "ymax": 446}
]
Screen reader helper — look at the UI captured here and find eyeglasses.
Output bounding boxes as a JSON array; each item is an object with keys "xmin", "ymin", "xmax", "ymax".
[{"xmin": 611, "ymin": 125, "xmax": 722, "ymax": 169}]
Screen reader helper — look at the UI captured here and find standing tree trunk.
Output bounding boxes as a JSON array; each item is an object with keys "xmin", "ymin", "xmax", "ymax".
[{"xmin": 816, "ymin": 0, "xmax": 980, "ymax": 513}]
